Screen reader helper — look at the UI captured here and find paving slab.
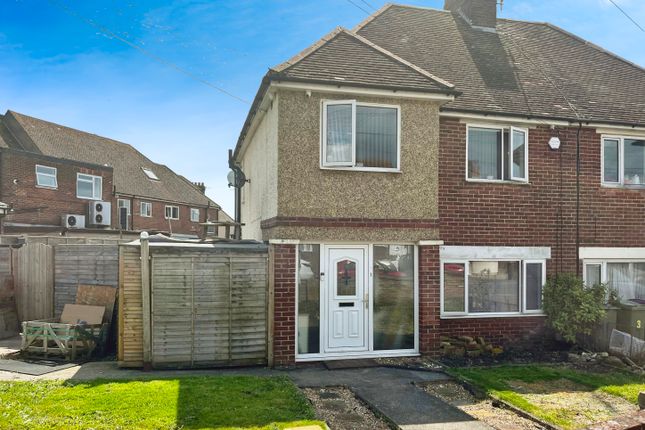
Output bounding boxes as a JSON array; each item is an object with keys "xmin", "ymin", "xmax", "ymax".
[{"xmin": 287, "ymin": 366, "xmax": 491, "ymax": 430}]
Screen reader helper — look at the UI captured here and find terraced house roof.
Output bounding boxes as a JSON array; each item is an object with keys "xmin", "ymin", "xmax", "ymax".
[
  {"xmin": 1, "ymin": 110, "xmax": 218, "ymax": 208},
  {"xmin": 355, "ymin": 4, "xmax": 645, "ymax": 125}
]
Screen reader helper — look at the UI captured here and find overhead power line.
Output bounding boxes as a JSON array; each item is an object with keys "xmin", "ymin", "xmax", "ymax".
[
  {"xmin": 345, "ymin": 0, "xmax": 372, "ymax": 15},
  {"xmin": 607, "ymin": 0, "xmax": 645, "ymax": 32},
  {"xmin": 45, "ymin": 0, "xmax": 250, "ymax": 104},
  {"xmin": 358, "ymin": 0, "xmax": 377, "ymax": 11}
]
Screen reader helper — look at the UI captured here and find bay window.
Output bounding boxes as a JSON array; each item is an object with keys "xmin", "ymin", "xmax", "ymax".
[
  {"xmin": 441, "ymin": 259, "xmax": 545, "ymax": 316},
  {"xmin": 322, "ymin": 100, "xmax": 399, "ymax": 171},
  {"xmin": 467, "ymin": 125, "xmax": 528, "ymax": 182},
  {"xmin": 602, "ymin": 136, "xmax": 645, "ymax": 186}
]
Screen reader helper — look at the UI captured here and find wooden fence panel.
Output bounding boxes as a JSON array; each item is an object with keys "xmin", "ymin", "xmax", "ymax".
[
  {"xmin": 54, "ymin": 245, "xmax": 119, "ymax": 317},
  {"xmin": 118, "ymin": 245, "xmax": 143, "ymax": 367},
  {"xmin": 12, "ymin": 243, "xmax": 54, "ymax": 321}
]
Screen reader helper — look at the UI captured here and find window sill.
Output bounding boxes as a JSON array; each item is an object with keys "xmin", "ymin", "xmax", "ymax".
[
  {"xmin": 320, "ymin": 166, "xmax": 401, "ymax": 174},
  {"xmin": 601, "ymin": 183, "xmax": 645, "ymax": 190},
  {"xmin": 36, "ymin": 185, "xmax": 58, "ymax": 190},
  {"xmin": 440, "ymin": 312, "xmax": 545, "ymax": 319},
  {"xmin": 164, "ymin": 218, "xmax": 179, "ymax": 221},
  {"xmin": 140, "ymin": 215, "xmax": 152, "ymax": 218},
  {"xmin": 465, "ymin": 179, "xmax": 530, "ymax": 186},
  {"xmin": 77, "ymin": 196, "xmax": 102, "ymax": 201}
]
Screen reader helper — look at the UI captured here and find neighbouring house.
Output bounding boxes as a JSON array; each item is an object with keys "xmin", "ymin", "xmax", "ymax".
[
  {"xmin": 0, "ymin": 110, "xmax": 232, "ymax": 238},
  {"xmin": 233, "ymin": 0, "xmax": 645, "ymax": 365}
]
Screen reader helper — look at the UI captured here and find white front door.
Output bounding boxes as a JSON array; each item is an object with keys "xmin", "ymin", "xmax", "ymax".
[{"xmin": 325, "ymin": 246, "xmax": 368, "ymax": 352}]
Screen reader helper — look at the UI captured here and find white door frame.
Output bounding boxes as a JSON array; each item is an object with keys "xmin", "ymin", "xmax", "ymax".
[
  {"xmin": 295, "ymin": 243, "xmax": 420, "ymax": 362},
  {"xmin": 324, "ymin": 245, "xmax": 369, "ymax": 353}
]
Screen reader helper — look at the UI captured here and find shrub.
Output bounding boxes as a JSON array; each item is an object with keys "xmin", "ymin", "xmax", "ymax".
[{"xmin": 542, "ymin": 273, "xmax": 607, "ymax": 344}]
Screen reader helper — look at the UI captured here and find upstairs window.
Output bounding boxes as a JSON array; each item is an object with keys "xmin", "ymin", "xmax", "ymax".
[
  {"xmin": 322, "ymin": 100, "xmax": 399, "ymax": 171},
  {"xmin": 165, "ymin": 205, "xmax": 179, "ymax": 220},
  {"xmin": 190, "ymin": 208, "xmax": 200, "ymax": 222},
  {"xmin": 467, "ymin": 125, "xmax": 528, "ymax": 182},
  {"xmin": 35, "ymin": 165, "xmax": 57, "ymax": 189},
  {"xmin": 77, "ymin": 173, "xmax": 102, "ymax": 200},
  {"xmin": 602, "ymin": 136, "xmax": 645, "ymax": 186},
  {"xmin": 140, "ymin": 201, "xmax": 152, "ymax": 217}
]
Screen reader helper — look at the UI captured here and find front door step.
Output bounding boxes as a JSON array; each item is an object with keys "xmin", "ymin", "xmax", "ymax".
[{"xmin": 324, "ymin": 358, "xmax": 379, "ymax": 370}]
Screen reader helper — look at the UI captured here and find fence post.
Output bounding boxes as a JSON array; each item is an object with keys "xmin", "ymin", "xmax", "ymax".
[
  {"xmin": 267, "ymin": 246, "xmax": 275, "ymax": 368},
  {"xmin": 140, "ymin": 232, "xmax": 152, "ymax": 370}
]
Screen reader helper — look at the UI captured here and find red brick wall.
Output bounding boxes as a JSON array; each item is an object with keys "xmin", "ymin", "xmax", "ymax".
[
  {"xmin": 439, "ymin": 118, "xmax": 645, "ymax": 270},
  {"xmin": 272, "ymin": 244, "xmax": 296, "ymax": 366},
  {"xmin": 0, "ymin": 149, "xmax": 113, "ymax": 227},
  {"xmin": 434, "ymin": 118, "xmax": 645, "ymax": 349},
  {"xmin": 114, "ymin": 196, "xmax": 219, "ymax": 236}
]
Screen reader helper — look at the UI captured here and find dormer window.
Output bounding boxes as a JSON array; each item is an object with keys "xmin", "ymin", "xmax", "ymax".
[
  {"xmin": 321, "ymin": 100, "xmax": 400, "ymax": 172},
  {"xmin": 142, "ymin": 167, "xmax": 159, "ymax": 181}
]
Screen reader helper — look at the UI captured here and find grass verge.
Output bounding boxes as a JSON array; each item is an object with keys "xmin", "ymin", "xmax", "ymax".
[
  {"xmin": 0, "ymin": 375, "xmax": 324, "ymax": 430},
  {"xmin": 449, "ymin": 365, "xmax": 645, "ymax": 429}
]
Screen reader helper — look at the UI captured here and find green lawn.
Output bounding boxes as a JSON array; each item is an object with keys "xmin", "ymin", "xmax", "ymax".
[
  {"xmin": 450, "ymin": 365, "xmax": 645, "ymax": 429},
  {"xmin": 0, "ymin": 375, "xmax": 324, "ymax": 430}
]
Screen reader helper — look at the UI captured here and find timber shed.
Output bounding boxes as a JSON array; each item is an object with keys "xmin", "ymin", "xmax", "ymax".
[{"xmin": 118, "ymin": 235, "xmax": 269, "ymax": 369}]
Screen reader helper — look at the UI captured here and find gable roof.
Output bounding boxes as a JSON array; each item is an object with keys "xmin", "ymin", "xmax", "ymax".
[
  {"xmin": 3, "ymin": 111, "xmax": 219, "ymax": 208},
  {"xmin": 355, "ymin": 4, "xmax": 645, "ymax": 125},
  {"xmin": 270, "ymin": 27, "xmax": 456, "ymax": 93}
]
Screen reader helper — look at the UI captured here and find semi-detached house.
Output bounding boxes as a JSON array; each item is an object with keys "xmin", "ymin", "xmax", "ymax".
[{"xmin": 233, "ymin": 0, "xmax": 645, "ymax": 365}]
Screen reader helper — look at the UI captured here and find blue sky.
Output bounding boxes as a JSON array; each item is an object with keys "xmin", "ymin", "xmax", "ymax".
[{"xmin": 1, "ymin": 0, "xmax": 644, "ymax": 215}]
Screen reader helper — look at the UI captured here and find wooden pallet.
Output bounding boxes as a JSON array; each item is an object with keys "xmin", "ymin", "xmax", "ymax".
[{"xmin": 21, "ymin": 319, "xmax": 107, "ymax": 361}]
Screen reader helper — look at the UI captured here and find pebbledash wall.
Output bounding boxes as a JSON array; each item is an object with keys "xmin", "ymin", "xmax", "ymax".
[{"xmin": 269, "ymin": 118, "xmax": 645, "ymax": 366}]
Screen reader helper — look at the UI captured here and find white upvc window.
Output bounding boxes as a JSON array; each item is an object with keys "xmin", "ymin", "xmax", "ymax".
[
  {"xmin": 165, "ymin": 205, "xmax": 179, "ymax": 220},
  {"xmin": 602, "ymin": 135, "xmax": 645, "ymax": 186},
  {"xmin": 190, "ymin": 208, "xmax": 200, "ymax": 222},
  {"xmin": 117, "ymin": 198, "xmax": 131, "ymax": 215},
  {"xmin": 141, "ymin": 167, "xmax": 159, "ymax": 180},
  {"xmin": 76, "ymin": 173, "xmax": 102, "ymax": 200},
  {"xmin": 140, "ymin": 201, "xmax": 152, "ymax": 217},
  {"xmin": 35, "ymin": 165, "xmax": 57, "ymax": 189},
  {"xmin": 583, "ymin": 259, "xmax": 645, "ymax": 302},
  {"xmin": 440, "ymin": 258, "xmax": 546, "ymax": 317},
  {"xmin": 321, "ymin": 100, "xmax": 400, "ymax": 172},
  {"xmin": 466, "ymin": 125, "xmax": 529, "ymax": 183}
]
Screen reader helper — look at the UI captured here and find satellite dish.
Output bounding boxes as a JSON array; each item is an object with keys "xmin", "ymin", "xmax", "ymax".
[
  {"xmin": 227, "ymin": 170, "xmax": 236, "ymax": 188},
  {"xmin": 227, "ymin": 166, "xmax": 248, "ymax": 188}
]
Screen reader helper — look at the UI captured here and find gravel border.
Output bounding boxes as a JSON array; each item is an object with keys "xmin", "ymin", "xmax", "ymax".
[{"xmin": 302, "ymin": 386, "xmax": 392, "ymax": 430}]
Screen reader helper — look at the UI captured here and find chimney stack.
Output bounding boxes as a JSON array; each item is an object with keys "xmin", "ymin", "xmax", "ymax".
[
  {"xmin": 444, "ymin": 0, "xmax": 499, "ymax": 31},
  {"xmin": 193, "ymin": 181, "xmax": 206, "ymax": 194}
]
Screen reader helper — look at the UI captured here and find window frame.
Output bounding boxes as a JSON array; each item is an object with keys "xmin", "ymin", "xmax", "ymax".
[
  {"xmin": 117, "ymin": 198, "xmax": 131, "ymax": 215},
  {"xmin": 76, "ymin": 173, "xmax": 102, "ymax": 200},
  {"xmin": 601, "ymin": 135, "xmax": 645, "ymax": 187},
  {"xmin": 140, "ymin": 201, "xmax": 152, "ymax": 217},
  {"xmin": 583, "ymin": 259, "xmax": 645, "ymax": 299},
  {"xmin": 190, "ymin": 208, "xmax": 200, "ymax": 222},
  {"xmin": 320, "ymin": 99, "xmax": 401, "ymax": 173},
  {"xmin": 164, "ymin": 205, "xmax": 179, "ymax": 220},
  {"xmin": 440, "ymin": 258, "xmax": 546, "ymax": 318},
  {"xmin": 141, "ymin": 167, "xmax": 159, "ymax": 181},
  {"xmin": 465, "ymin": 124, "xmax": 529, "ymax": 184},
  {"xmin": 35, "ymin": 164, "xmax": 58, "ymax": 189}
]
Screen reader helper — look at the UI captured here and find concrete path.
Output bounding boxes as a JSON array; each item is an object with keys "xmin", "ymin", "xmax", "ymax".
[
  {"xmin": 289, "ymin": 366, "xmax": 492, "ymax": 430},
  {"xmin": 0, "ymin": 358, "xmax": 491, "ymax": 429}
]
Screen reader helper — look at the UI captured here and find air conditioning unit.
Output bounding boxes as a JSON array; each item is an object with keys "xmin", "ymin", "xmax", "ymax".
[
  {"xmin": 88, "ymin": 201, "xmax": 111, "ymax": 226},
  {"xmin": 62, "ymin": 214, "xmax": 85, "ymax": 229}
]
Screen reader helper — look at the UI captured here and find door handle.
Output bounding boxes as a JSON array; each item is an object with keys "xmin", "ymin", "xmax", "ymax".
[{"xmin": 363, "ymin": 293, "xmax": 368, "ymax": 309}]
